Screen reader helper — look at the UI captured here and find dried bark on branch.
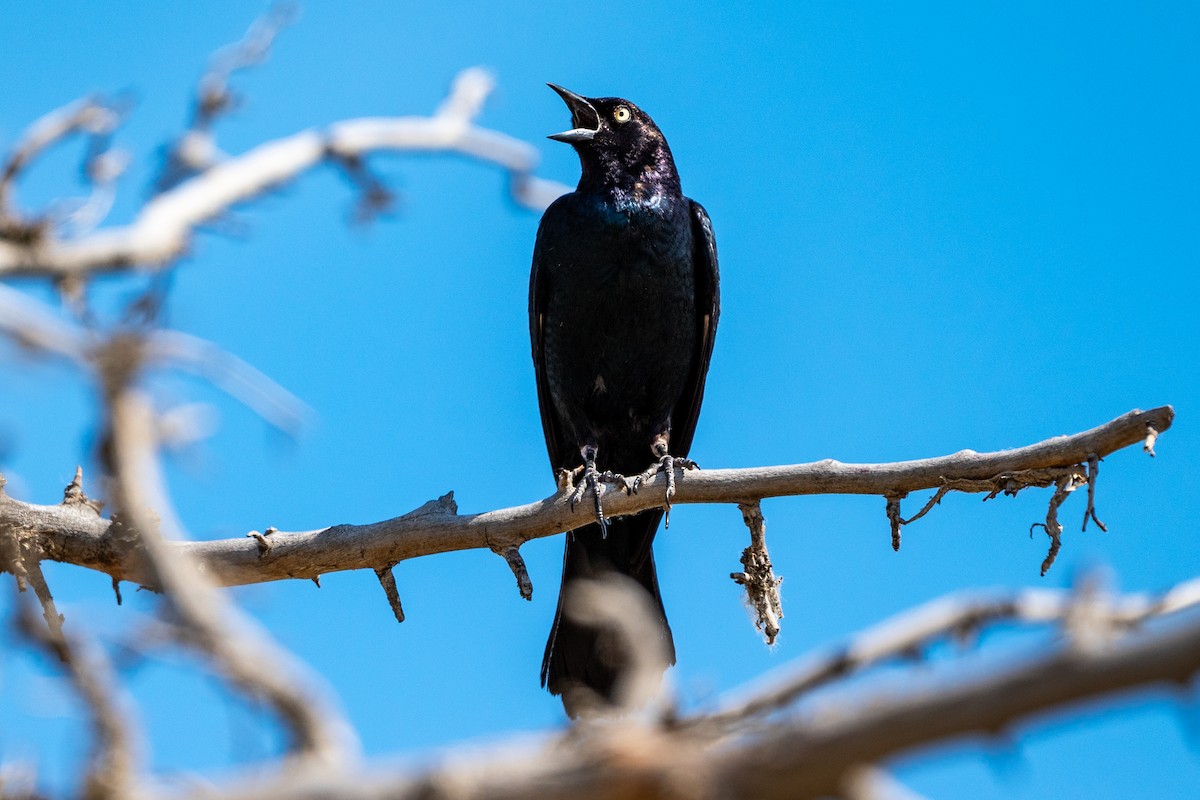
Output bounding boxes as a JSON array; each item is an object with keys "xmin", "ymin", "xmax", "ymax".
[{"xmin": 0, "ymin": 406, "xmax": 1172, "ymax": 594}]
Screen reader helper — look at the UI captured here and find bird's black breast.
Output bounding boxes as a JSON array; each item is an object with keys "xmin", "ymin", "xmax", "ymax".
[{"xmin": 532, "ymin": 191, "xmax": 697, "ymax": 472}]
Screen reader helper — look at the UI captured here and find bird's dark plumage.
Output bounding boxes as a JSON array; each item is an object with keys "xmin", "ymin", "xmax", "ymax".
[{"xmin": 530, "ymin": 86, "xmax": 719, "ymax": 715}]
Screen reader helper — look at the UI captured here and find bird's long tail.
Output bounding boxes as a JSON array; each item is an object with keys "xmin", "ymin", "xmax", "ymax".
[{"xmin": 540, "ymin": 510, "xmax": 676, "ymax": 716}]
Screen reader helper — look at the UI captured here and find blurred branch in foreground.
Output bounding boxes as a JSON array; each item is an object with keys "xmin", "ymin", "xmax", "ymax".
[
  {"xmin": 0, "ymin": 32, "xmax": 568, "ymax": 279},
  {"xmin": 169, "ymin": 575, "xmax": 1200, "ymax": 800}
]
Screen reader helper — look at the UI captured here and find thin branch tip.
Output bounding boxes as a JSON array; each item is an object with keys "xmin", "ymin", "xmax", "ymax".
[
  {"xmin": 1144, "ymin": 425, "xmax": 1159, "ymax": 457},
  {"xmin": 374, "ymin": 565, "xmax": 405, "ymax": 624},
  {"xmin": 498, "ymin": 546, "xmax": 534, "ymax": 601},
  {"xmin": 885, "ymin": 494, "xmax": 905, "ymax": 551}
]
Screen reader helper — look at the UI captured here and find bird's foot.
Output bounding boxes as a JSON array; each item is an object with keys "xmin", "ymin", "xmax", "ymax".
[
  {"xmin": 600, "ymin": 469, "xmax": 638, "ymax": 496},
  {"xmin": 634, "ymin": 454, "xmax": 699, "ymax": 527},
  {"xmin": 566, "ymin": 461, "xmax": 632, "ymax": 538}
]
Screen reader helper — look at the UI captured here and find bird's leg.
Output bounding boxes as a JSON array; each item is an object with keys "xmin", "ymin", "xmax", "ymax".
[
  {"xmin": 633, "ymin": 431, "xmax": 698, "ymax": 528},
  {"xmin": 567, "ymin": 444, "xmax": 610, "ymax": 537}
]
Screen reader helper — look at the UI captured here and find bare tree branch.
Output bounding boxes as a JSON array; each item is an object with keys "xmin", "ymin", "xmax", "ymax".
[
  {"xmin": 14, "ymin": 594, "xmax": 141, "ymax": 800},
  {"xmin": 841, "ymin": 767, "xmax": 932, "ymax": 800},
  {"xmin": 0, "ymin": 68, "xmax": 568, "ymax": 278},
  {"xmin": 101, "ymin": 385, "xmax": 358, "ymax": 768},
  {"xmin": 154, "ymin": 2, "xmax": 300, "ymax": 192},
  {"xmin": 1, "ymin": 406, "xmax": 1173, "ymax": 594},
  {"xmin": 167, "ymin": 578, "xmax": 1200, "ymax": 800},
  {"xmin": 0, "ymin": 97, "xmax": 123, "ymax": 239},
  {"xmin": 700, "ymin": 576, "xmax": 1200, "ymax": 731},
  {"xmin": 0, "ymin": 283, "xmax": 309, "ymax": 433},
  {"xmin": 722, "ymin": 606, "xmax": 1200, "ymax": 800}
]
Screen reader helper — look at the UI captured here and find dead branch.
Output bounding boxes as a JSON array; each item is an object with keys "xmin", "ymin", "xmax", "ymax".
[
  {"xmin": 1082, "ymin": 453, "xmax": 1108, "ymax": 532},
  {"xmin": 169, "ymin": 578, "xmax": 1200, "ymax": 800},
  {"xmin": 14, "ymin": 594, "xmax": 139, "ymax": 800},
  {"xmin": 1, "ymin": 406, "xmax": 1173, "ymax": 594},
  {"xmin": 0, "ymin": 97, "xmax": 123, "ymax": 241},
  {"xmin": 374, "ymin": 565, "xmax": 406, "ymax": 623},
  {"xmin": 101, "ymin": 386, "xmax": 358, "ymax": 768},
  {"xmin": 722, "ymin": 605, "xmax": 1200, "ymax": 800},
  {"xmin": 0, "ymin": 68, "xmax": 568, "ymax": 278},
  {"xmin": 699, "ymin": 576, "xmax": 1200, "ymax": 731},
  {"xmin": 0, "ymin": 283, "xmax": 310, "ymax": 433},
  {"xmin": 154, "ymin": 3, "xmax": 299, "ymax": 192}
]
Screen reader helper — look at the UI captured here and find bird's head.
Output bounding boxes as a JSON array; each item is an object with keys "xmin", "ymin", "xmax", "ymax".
[{"xmin": 546, "ymin": 84, "xmax": 680, "ymax": 195}]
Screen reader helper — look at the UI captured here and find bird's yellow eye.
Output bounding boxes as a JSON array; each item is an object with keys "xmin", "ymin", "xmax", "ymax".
[{"xmin": 614, "ymin": 106, "xmax": 632, "ymax": 123}]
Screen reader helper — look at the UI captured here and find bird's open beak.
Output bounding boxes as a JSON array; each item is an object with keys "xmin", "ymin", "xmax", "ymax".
[{"xmin": 547, "ymin": 84, "xmax": 599, "ymax": 143}]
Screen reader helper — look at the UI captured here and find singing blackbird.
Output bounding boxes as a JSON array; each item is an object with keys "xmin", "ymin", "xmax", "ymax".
[{"xmin": 530, "ymin": 85, "xmax": 720, "ymax": 715}]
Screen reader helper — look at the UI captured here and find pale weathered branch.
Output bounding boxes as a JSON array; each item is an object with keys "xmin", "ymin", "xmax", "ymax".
[
  {"xmin": 0, "ymin": 97, "xmax": 123, "ymax": 238},
  {"xmin": 0, "ymin": 68, "xmax": 569, "ymax": 278},
  {"xmin": 14, "ymin": 594, "xmax": 140, "ymax": 800},
  {"xmin": 700, "ymin": 575, "xmax": 1200, "ymax": 731},
  {"xmin": 172, "ymin": 578, "xmax": 1200, "ymax": 800},
  {"xmin": 101, "ymin": 386, "xmax": 358, "ymax": 768},
  {"xmin": 722, "ymin": 606, "xmax": 1200, "ymax": 800},
  {"xmin": 1, "ymin": 406, "xmax": 1173, "ymax": 593},
  {"xmin": 0, "ymin": 283, "xmax": 309, "ymax": 434},
  {"xmin": 154, "ymin": 3, "xmax": 300, "ymax": 192},
  {"xmin": 841, "ymin": 767, "xmax": 932, "ymax": 800}
]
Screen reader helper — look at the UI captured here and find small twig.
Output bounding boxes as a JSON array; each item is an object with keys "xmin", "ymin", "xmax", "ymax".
[
  {"xmin": 885, "ymin": 494, "xmax": 905, "ymax": 551},
  {"xmin": 332, "ymin": 153, "xmax": 396, "ymax": 224},
  {"xmin": 14, "ymin": 594, "xmax": 141, "ymax": 800},
  {"xmin": 731, "ymin": 501, "xmax": 783, "ymax": 645},
  {"xmin": 154, "ymin": 3, "xmax": 300, "ymax": 192},
  {"xmin": 898, "ymin": 484, "xmax": 952, "ymax": 526},
  {"xmin": 247, "ymin": 529, "xmax": 273, "ymax": 558},
  {"xmin": 53, "ymin": 95, "xmax": 132, "ymax": 241},
  {"xmin": 0, "ymin": 282, "xmax": 91, "ymax": 361},
  {"xmin": 140, "ymin": 330, "xmax": 311, "ymax": 435},
  {"xmin": 497, "ymin": 546, "xmax": 533, "ymax": 601},
  {"xmin": 23, "ymin": 556, "xmax": 66, "ymax": 645},
  {"xmin": 0, "ymin": 97, "xmax": 117, "ymax": 238},
  {"xmin": 1082, "ymin": 454, "xmax": 1108, "ymax": 533},
  {"xmin": 1034, "ymin": 473, "xmax": 1082, "ymax": 576},
  {"xmin": 374, "ymin": 564, "xmax": 406, "ymax": 623}
]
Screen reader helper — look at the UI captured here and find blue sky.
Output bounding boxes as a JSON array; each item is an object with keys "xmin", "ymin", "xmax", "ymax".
[{"xmin": 1, "ymin": 1, "xmax": 1198, "ymax": 796}]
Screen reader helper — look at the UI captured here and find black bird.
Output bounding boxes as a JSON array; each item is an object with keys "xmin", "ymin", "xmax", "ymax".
[{"xmin": 530, "ymin": 85, "xmax": 719, "ymax": 715}]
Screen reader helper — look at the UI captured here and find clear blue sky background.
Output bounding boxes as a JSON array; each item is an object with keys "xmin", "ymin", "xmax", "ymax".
[{"xmin": 1, "ymin": 2, "xmax": 1198, "ymax": 797}]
